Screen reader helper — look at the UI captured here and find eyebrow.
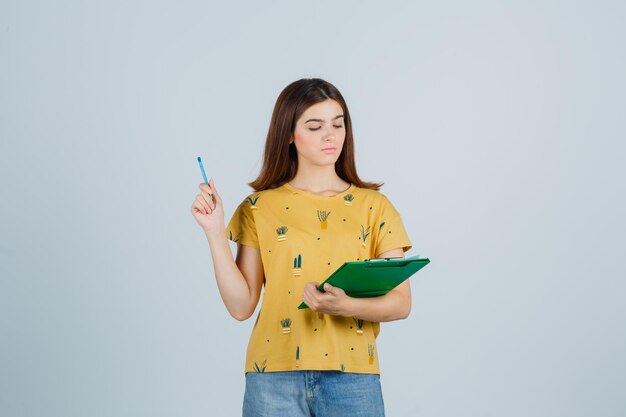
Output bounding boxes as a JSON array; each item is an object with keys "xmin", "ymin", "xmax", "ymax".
[{"xmin": 304, "ymin": 115, "xmax": 345, "ymax": 123}]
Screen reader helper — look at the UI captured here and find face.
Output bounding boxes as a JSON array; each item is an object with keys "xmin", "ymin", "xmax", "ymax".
[{"xmin": 291, "ymin": 99, "xmax": 346, "ymax": 168}]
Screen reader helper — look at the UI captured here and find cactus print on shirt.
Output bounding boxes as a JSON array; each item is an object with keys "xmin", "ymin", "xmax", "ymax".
[{"xmin": 226, "ymin": 182, "xmax": 412, "ymax": 374}]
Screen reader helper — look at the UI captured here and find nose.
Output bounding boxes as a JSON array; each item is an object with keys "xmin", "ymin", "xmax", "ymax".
[{"xmin": 323, "ymin": 127, "xmax": 336, "ymax": 141}]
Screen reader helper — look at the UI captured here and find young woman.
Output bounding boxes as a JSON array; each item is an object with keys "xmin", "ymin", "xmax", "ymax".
[{"xmin": 191, "ymin": 78, "xmax": 413, "ymax": 417}]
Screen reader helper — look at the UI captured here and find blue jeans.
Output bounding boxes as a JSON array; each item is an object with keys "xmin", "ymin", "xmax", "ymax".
[{"xmin": 242, "ymin": 370, "xmax": 385, "ymax": 417}]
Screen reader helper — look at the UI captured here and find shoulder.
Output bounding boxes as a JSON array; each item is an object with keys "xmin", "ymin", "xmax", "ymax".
[
  {"xmin": 352, "ymin": 186, "xmax": 402, "ymax": 216},
  {"xmin": 236, "ymin": 185, "xmax": 289, "ymax": 209},
  {"xmin": 352, "ymin": 186, "xmax": 393, "ymax": 205}
]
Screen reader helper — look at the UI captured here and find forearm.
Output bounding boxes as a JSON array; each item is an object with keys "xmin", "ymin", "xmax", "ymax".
[
  {"xmin": 205, "ymin": 227, "xmax": 255, "ymax": 320},
  {"xmin": 345, "ymin": 290, "xmax": 411, "ymax": 322}
]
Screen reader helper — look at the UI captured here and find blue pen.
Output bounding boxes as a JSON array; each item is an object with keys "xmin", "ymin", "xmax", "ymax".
[
  {"xmin": 197, "ymin": 156, "xmax": 209, "ymax": 184},
  {"xmin": 197, "ymin": 156, "xmax": 214, "ymax": 202}
]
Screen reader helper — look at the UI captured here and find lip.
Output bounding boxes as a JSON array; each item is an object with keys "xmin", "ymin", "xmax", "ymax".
[{"xmin": 322, "ymin": 147, "xmax": 337, "ymax": 152}]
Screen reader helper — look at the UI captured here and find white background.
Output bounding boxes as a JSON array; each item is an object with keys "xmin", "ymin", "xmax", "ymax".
[{"xmin": 1, "ymin": 1, "xmax": 625, "ymax": 416}]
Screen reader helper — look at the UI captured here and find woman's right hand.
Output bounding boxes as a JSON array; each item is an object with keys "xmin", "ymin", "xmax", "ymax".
[{"xmin": 191, "ymin": 179, "xmax": 225, "ymax": 235}]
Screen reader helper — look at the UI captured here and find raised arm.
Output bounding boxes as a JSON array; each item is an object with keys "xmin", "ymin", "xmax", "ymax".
[{"xmin": 192, "ymin": 180, "xmax": 264, "ymax": 321}]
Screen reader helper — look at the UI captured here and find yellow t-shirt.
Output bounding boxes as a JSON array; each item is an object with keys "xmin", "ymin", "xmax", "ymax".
[{"xmin": 225, "ymin": 182, "xmax": 413, "ymax": 374}]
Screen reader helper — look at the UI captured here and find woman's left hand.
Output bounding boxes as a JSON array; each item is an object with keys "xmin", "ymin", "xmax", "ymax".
[{"xmin": 302, "ymin": 282, "xmax": 352, "ymax": 316}]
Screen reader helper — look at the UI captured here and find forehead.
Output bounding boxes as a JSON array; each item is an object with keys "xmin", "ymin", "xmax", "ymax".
[{"xmin": 299, "ymin": 99, "xmax": 343, "ymax": 120}]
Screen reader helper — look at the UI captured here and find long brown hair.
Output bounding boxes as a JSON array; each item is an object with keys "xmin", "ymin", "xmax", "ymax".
[{"xmin": 248, "ymin": 78, "xmax": 383, "ymax": 191}]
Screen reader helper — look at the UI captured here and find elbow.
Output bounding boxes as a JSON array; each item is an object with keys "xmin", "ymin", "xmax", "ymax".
[
  {"xmin": 398, "ymin": 299, "xmax": 412, "ymax": 320},
  {"xmin": 378, "ymin": 294, "xmax": 411, "ymax": 322},
  {"xmin": 230, "ymin": 308, "xmax": 254, "ymax": 322},
  {"xmin": 394, "ymin": 309, "xmax": 410, "ymax": 321},
  {"xmin": 232, "ymin": 313, "xmax": 248, "ymax": 322},
  {"xmin": 383, "ymin": 299, "xmax": 411, "ymax": 322}
]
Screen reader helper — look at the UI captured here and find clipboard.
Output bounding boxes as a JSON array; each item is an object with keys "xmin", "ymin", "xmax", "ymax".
[{"xmin": 298, "ymin": 256, "xmax": 430, "ymax": 309}]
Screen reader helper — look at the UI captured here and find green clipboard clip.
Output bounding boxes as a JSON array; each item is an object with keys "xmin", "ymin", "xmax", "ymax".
[{"xmin": 298, "ymin": 256, "xmax": 430, "ymax": 309}]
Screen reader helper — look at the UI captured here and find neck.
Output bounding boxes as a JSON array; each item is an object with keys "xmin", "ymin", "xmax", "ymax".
[{"xmin": 289, "ymin": 165, "xmax": 349, "ymax": 193}]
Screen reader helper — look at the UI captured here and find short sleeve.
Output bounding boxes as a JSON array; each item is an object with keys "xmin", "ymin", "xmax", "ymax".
[
  {"xmin": 225, "ymin": 196, "xmax": 259, "ymax": 248},
  {"xmin": 374, "ymin": 195, "xmax": 413, "ymax": 257}
]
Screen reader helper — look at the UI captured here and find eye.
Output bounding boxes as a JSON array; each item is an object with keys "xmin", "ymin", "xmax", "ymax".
[{"xmin": 308, "ymin": 125, "xmax": 343, "ymax": 131}]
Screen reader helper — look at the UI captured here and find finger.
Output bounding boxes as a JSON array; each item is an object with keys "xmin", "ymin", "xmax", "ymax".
[
  {"xmin": 197, "ymin": 180, "xmax": 216, "ymax": 208},
  {"xmin": 192, "ymin": 201, "xmax": 208, "ymax": 215},
  {"xmin": 198, "ymin": 194, "xmax": 213, "ymax": 214},
  {"xmin": 199, "ymin": 192, "xmax": 213, "ymax": 208},
  {"xmin": 202, "ymin": 192, "xmax": 215, "ymax": 210},
  {"xmin": 303, "ymin": 284, "xmax": 319, "ymax": 300},
  {"xmin": 323, "ymin": 283, "xmax": 341, "ymax": 294},
  {"xmin": 199, "ymin": 183, "xmax": 215, "ymax": 201},
  {"xmin": 208, "ymin": 180, "xmax": 219, "ymax": 204},
  {"xmin": 327, "ymin": 286, "xmax": 344, "ymax": 299},
  {"xmin": 301, "ymin": 290, "xmax": 310, "ymax": 305},
  {"xmin": 302, "ymin": 292, "xmax": 317, "ymax": 311},
  {"xmin": 209, "ymin": 179, "xmax": 222, "ymax": 203},
  {"xmin": 304, "ymin": 282, "xmax": 319, "ymax": 295},
  {"xmin": 199, "ymin": 182, "xmax": 212, "ymax": 194},
  {"xmin": 196, "ymin": 195, "xmax": 211, "ymax": 214}
]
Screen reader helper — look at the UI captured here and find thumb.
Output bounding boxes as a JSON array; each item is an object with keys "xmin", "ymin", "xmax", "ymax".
[
  {"xmin": 209, "ymin": 178, "xmax": 222, "ymax": 203},
  {"xmin": 323, "ymin": 283, "xmax": 335, "ymax": 293},
  {"xmin": 324, "ymin": 283, "xmax": 345, "ymax": 296}
]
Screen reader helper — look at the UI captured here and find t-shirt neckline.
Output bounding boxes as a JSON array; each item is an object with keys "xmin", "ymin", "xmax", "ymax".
[{"xmin": 282, "ymin": 182, "xmax": 356, "ymax": 200}]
